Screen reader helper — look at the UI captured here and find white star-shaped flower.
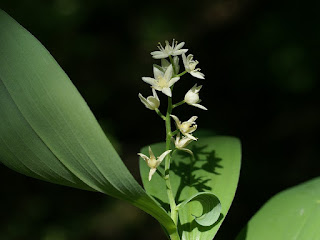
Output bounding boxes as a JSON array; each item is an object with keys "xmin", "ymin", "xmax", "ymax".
[
  {"xmin": 184, "ymin": 84, "xmax": 207, "ymax": 110},
  {"xmin": 138, "ymin": 88, "xmax": 160, "ymax": 110},
  {"xmin": 138, "ymin": 147, "xmax": 172, "ymax": 181},
  {"xmin": 142, "ymin": 64, "xmax": 180, "ymax": 97},
  {"xmin": 151, "ymin": 40, "xmax": 188, "ymax": 59},
  {"xmin": 170, "ymin": 115, "xmax": 198, "ymax": 141},
  {"xmin": 182, "ymin": 53, "xmax": 205, "ymax": 79},
  {"xmin": 174, "ymin": 133, "xmax": 194, "ymax": 155}
]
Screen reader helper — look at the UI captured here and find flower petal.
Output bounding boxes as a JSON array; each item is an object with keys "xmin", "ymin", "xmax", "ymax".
[
  {"xmin": 152, "ymin": 88, "xmax": 159, "ymax": 101},
  {"xmin": 138, "ymin": 93, "xmax": 152, "ymax": 110},
  {"xmin": 179, "ymin": 147, "xmax": 194, "ymax": 156},
  {"xmin": 157, "ymin": 150, "xmax": 172, "ymax": 163},
  {"xmin": 152, "ymin": 54, "xmax": 169, "ymax": 59},
  {"xmin": 137, "ymin": 153, "xmax": 149, "ymax": 162},
  {"xmin": 172, "ymin": 49, "xmax": 188, "ymax": 56},
  {"xmin": 170, "ymin": 115, "xmax": 181, "ymax": 127},
  {"xmin": 152, "ymin": 86, "xmax": 162, "ymax": 91},
  {"xmin": 193, "ymin": 84, "xmax": 202, "ymax": 93},
  {"xmin": 175, "ymin": 42, "xmax": 185, "ymax": 50},
  {"xmin": 187, "ymin": 116, "xmax": 198, "ymax": 123},
  {"xmin": 162, "ymin": 87, "xmax": 172, "ymax": 97},
  {"xmin": 184, "ymin": 133, "xmax": 198, "ymax": 141},
  {"xmin": 179, "ymin": 136, "xmax": 193, "ymax": 146},
  {"xmin": 187, "ymin": 125, "xmax": 197, "ymax": 134},
  {"xmin": 182, "ymin": 53, "xmax": 188, "ymax": 68},
  {"xmin": 164, "ymin": 64, "xmax": 173, "ymax": 81},
  {"xmin": 142, "ymin": 77, "xmax": 157, "ymax": 86},
  {"xmin": 174, "ymin": 133, "xmax": 181, "ymax": 145},
  {"xmin": 150, "ymin": 50, "xmax": 164, "ymax": 56},
  {"xmin": 149, "ymin": 168, "xmax": 157, "ymax": 181},
  {"xmin": 168, "ymin": 77, "xmax": 180, "ymax": 87},
  {"xmin": 192, "ymin": 103, "xmax": 208, "ymax": 110},
  {"xmin": 148, "ymin": 146, "xmax": 155, "ymax": 159},
  {"xmin": 147, "ymin": 96, "xmax": 160, "ymax": 109},
  {"xmin": 153, "ymin": 66, "xmax": 164, "ymax": 80},
  {"xmin": 190, "ymin": 71, "xmax": 205, "ymax": 79}
]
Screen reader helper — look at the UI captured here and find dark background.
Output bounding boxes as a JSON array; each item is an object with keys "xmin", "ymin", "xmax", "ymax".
[{"xmin": 0, "ymin": 0, "xmax": 319, "ymax": 239}]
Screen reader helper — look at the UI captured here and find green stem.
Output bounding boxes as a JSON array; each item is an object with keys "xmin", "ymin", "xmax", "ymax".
[
  {"xmin": 155, "ymin": 108, "xmax": 166, "ymax": 120},
  {"xmin": 176, "ymin": 70, "xmax": 187, "ymax": 77},
  {"xmin": 164, "ymin": 95, "xmax": 178, "ymax": 225},
  {"xmin": 156, "ymin": 169, "xmax": 165, "ymax": 179},
  {"xmin": 170, "ymin": 130, "xmax": 179, "ymax": 137},
  {"xmin": 169, "ymin": 231, "xmax": 180, "ymax": 240},
  {"xmin": 172, "ymin": 100, "xmax": 185, "ymax": 109}
]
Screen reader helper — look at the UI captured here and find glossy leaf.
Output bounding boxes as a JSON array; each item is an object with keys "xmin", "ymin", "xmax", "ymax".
[
  {"xmin": 236, "ymin": 177, "xmax": 320, "ymax": 240},
  {"xmin": 0, "ymin": 10, "xmax": 179, "ymax": 239},
  {"xmin": 139, "ymin": 136, "xmax": 241, "ymax": 239},
  {"xmin": 177, "ymin": 192, "xmax": 221, "ymax": 227}
]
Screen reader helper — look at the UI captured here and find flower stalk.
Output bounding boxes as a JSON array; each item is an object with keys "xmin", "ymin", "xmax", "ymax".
[
  {"xmin": 164, "ymin": 93, "xmax": 179, "ymax": 225},
  {"xmin": 138, "ymin": 39, "xmax": 207, "ymax": 235}
]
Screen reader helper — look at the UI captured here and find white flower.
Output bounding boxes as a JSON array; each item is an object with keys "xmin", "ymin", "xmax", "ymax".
[
  {"xmin": 170, "ymin": 115, "xmax": 198, "ymax": 141},
  {"xmin": 138, "ymin": 147, "xmax": 172, "ymax": 181},
  {"xmin": 142, "ymin": 64, "xmax": 180, "ymax": 97},
  {"xmin": 174, "ymin": 133, "xmax": 194, "ymax": 155},
  {"xmin": 138, "ymin": 88, "xmax": 160, "ymax": 110},
  {"xmin": 182, "ymin": 53, "xmax": 205, "ymax": 79},
  {"xmin": 184, "ymin": 84, "xmax": 207, "ymax": 110},
  {"xmin": 151, "ymin": 39, "xmax": 188, "ymax": 59}
]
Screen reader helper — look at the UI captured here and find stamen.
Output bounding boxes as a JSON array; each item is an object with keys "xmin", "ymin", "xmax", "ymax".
[{"xmin": 158, "ymin": 42, "xmax": 164, "ymax": 51}]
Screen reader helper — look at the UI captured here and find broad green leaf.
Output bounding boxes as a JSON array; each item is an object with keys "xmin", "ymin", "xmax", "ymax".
[
  {"xmin": 139, "ymin": 136, "xmax": 241, "ymax": 239},
  {"xmin": 177, "ymin": 192, "xmax": 221, "ymax": 226},
  {"xmin": 236, "ymin": 177, "xmax": 320, "ymax": 240},
  {"xmin": 0, "ymin": 10, "xmax": 179, "ymax": 239}
]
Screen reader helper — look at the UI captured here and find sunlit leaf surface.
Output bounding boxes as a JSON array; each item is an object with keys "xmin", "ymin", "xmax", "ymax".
[
  {"xmin": 140, "ymin": 136, "xmax": 241, "ymax": 239},
  {"xmin": 178, "ymin": 192, "xmax": 221, "ymax": 227},
  {"xmin": 236, "ymin": 177, "xmax": 320, "ymax": 240}
]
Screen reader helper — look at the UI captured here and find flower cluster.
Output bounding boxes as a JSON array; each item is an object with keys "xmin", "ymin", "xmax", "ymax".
[{"xmin": 138, "ymin": 39, "xmax": 207, "ymax": 181}]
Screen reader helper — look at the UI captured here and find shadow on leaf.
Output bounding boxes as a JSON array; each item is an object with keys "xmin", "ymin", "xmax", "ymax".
[
  {"xmin": 178, "ymin": 213, "xmax": 224, "ymax": 235},
  {"xmin": 170, "ymin": 144, "xmax": 223, "ymax": 204},
  {"xmin": 153, "ymin": 196, "xmax": 171, "ymax": 213}
]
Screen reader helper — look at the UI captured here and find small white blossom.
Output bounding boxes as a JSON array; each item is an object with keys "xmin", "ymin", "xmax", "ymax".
[
  {"xmin": 171, "ymin": 115, "xmax": 198, "ymax": 141},
  {"xmin": 184, "ymin": 84, "xmax": 207, "ymax": 110},
  {"xmin": 138, "ymin": 88, "xmax": 160, "ymax": 110},
  {"xmin": 174, "ymin": 133, "xmax": 194, "ymax": 155},
  {"xmin": 138, "ymin": 147, "xmax": 171, "ymax": 181},
  {"xmin": 182, "ymin": 53, "xmax": 205, "ymax": 79},
  {"xmin": 142, "ymin": 64, "xmax": 180, "ymax": 97},
  {"xmin": 151, "ymin": 40, "xmax": 188, "ymax": 59}
]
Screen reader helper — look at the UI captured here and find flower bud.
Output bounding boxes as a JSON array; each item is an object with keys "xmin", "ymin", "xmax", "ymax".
[
  {"xmin": 184, "ymin": 84, "xmax": 207, "ymax": 110},
  {"xmin": 139, "ymin": 88, "xmax": 160, "ymax": 110}
]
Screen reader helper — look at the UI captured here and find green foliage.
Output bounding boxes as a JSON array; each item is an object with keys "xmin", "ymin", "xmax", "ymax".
[
  {"xmin": 237, "ymin": 177, "xmax": 320, "ymax": 240},
  {"xmin": 0, "ymin": 10, "xmax": 180, "ymax": 239},
  {"xmin": 140, "ymin": 136, "xmax": 241, "ymax": 239},
  {"xmin": 177, "ymin": 192, "xmax": 221, "ymax": 227}
]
